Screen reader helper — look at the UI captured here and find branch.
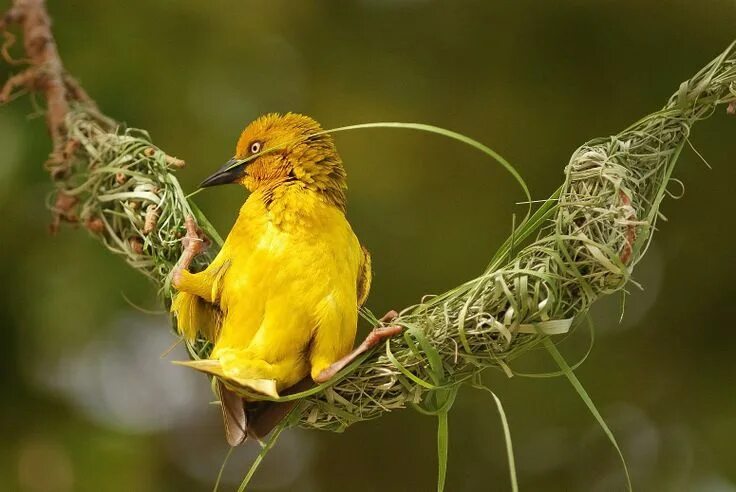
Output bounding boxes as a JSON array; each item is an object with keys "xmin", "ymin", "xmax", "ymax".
[{"xmin": 1, "ymin": 0, "xmax": 72, "ymax": 174}]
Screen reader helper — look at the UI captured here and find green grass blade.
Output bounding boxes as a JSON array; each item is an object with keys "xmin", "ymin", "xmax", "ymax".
[
  {"xmin": 189, "ymin": 200, "xmax": 224, "ymax": 247},
  {"xmin": 436, "ymin": 411, "xmax": 449, "ymax": 492},
  {"xmin": 514, "ymin": 314, "xmax": 595, "ymax": 378},
  {"xmin": 217, "ymin": 121, "xmax": 531, "ymax": 220},
  {"xmin": 212, "ymin": 446, "xmax": 234, "ymax": 492},
  {"xmin": 320, "ymin": 122, "xmax": 530, "ymax": 215},
  {"xmin": 473, "ymin": 385, "xmax": 519, "ymax": 492},
  {"xmin": 487, "ymin": 185, "xmax": 562, "ymax": 271},
  {"xmin": 543, "ymin": 338, "xmax": 632, "ymax": 491},
  {"xmin": 236, "ymin": 424, "xmax": 286, "ymax": 492}
]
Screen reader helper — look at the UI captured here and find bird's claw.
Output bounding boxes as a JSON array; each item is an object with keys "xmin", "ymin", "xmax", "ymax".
[
  {"xmin": 363, "ymin": 309, "xmax": 404, "ymax": 348},
  {"xmin": 379, "ymin": 309, "xmax": 399, "ymax": 324},
  {"xmin": 171, "ymin": 216, "xmax": 208, "ymax": 290},
  {"xmin": 364, "ymin": 324, "xmax": 403, "ymax": 349},
  {"xmin": 363, "ymin": 311, "xmax": 403, "ymax": 350},
  {"xmin": 181, "ymin": 216, "xmax": 205, "ymax": 255}
]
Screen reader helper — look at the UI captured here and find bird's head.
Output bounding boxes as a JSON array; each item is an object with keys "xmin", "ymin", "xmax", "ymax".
[{"xmin": 200, "ymin": 113, "xmax": 347, "ymax": 210}]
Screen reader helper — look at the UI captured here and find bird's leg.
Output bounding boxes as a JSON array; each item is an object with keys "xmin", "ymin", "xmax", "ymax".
[
  {"xmin": 251, "ymin": 314, "xmax": 400, "ymax": 435},
  {"xmin": 314, "ymin": 310, "xmax": 402, "ymax": 383},
  {"xmin": 171, "ymin": 216, "xmax": 205, "ymax": 289}
]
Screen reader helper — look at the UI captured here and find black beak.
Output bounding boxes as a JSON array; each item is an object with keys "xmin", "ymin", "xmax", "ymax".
[{"xmin": 200, "ymin": 159, "xmax": 245, "ymax": 188}]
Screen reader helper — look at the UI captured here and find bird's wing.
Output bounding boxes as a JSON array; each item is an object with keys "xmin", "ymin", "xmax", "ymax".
[
  {"xmin": 171, "ymin": 292, "xmax": 221, "ymax": 343},
  {"xmin": 356, "ymin": 245, "xmax": 372, "ymax": 307}
]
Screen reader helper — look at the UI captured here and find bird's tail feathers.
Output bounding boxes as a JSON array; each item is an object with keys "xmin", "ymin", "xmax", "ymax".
[{"xmin": 217, "ymin": 380, "xmax": 248, "ymax": 446}]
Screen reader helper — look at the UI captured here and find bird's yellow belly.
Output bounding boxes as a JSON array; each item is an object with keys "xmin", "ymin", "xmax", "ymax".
[{"xmin": 211, "ymin": 201, "xmax": 362, "ymax": 390}]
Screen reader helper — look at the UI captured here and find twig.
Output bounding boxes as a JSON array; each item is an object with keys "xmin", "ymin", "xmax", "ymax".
[
  {"xmin": 0, "ymin": 65, "xmax": 37, "ymax": 101},
  {"xmin": 1, "ymin": 0, "xmax": 72, "ymax": 172}
]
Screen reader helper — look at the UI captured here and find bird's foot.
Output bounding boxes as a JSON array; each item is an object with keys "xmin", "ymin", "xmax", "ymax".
[
  {"xmin": 172, "ymin": 216, "xmax": 206, "ymax": 289},
  {"xmin": 313, "ymin": 310, "xmax": 403, "ymax": 383},
  {"xmin": 360, "ymin": 322, "xmax": 402, "ymax": 352},
  {"xmin": 181, "ymin": 216, "xmax": 205, "ymax": 254},
  {"xmin": 379, "ymin": 309, "xmax": 399, "ymax": 323},
  {"xmin": 360, "ymin": 309, "xmax": 402, "ymax": 351}
]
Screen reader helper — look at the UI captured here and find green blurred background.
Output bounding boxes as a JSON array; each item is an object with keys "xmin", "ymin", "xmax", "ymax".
[{"xmin": 1, "ymin": 1, "xmax": 735, "ymax": 491}]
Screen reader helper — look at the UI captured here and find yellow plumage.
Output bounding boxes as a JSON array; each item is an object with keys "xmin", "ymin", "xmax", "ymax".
[{"xmin": 170, "ymin": 113, "xmax": 373, "ymax": 443}]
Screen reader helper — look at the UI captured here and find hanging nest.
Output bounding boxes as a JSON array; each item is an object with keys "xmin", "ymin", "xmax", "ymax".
[
  {"xmin": 57, "ymin": 114, "xmax": 213, "ymax": 284},
  {"xmin": 36, "ymin": 42, "xmax": 735, "ymax": 432}
]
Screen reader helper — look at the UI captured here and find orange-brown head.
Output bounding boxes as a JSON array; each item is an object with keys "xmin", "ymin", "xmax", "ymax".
[{"xmin": 200, "ymin": 113, "xmax": 347, "ymax": 210}]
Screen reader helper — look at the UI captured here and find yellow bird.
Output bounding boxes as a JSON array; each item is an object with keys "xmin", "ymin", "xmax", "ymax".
[{"xmin": 170, "ymin": 113, "xmax": 400, "ymax": 445}]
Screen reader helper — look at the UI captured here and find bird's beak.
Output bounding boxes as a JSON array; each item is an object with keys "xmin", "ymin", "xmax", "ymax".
[{"xmin": 200, "ymin": 158, "xmax": 246, "ymax": 188}]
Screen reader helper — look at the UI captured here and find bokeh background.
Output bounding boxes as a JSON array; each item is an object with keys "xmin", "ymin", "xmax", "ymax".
[{"xmin": 1, "ymin": 1, "xmax": 735, "ymax": 491}]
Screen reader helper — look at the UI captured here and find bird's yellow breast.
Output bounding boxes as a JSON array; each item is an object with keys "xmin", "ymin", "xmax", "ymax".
[{"xmin": 210, "ymin": 185, "xmax": 363, "ymax": 388}]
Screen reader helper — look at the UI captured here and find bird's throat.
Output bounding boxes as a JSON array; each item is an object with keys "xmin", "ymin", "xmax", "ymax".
[{"xmin": 253, "ymin": 178, "xmax": 347, "ymax": 215}]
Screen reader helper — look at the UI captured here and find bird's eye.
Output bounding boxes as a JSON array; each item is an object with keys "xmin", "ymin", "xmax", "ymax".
[{"xmin": 249, "ymin": 141, "xmax": 262, "ymax": 154}]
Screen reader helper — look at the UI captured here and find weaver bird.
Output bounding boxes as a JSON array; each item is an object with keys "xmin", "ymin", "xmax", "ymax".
[{"xmin": 170, "ymin": 113, "xmax": 401, "ymax": 445}]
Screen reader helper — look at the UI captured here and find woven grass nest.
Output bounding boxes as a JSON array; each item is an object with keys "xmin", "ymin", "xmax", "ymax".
[{"xmin": 50, "ymin": 43, "xmax": 736, "ymax": 439}]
